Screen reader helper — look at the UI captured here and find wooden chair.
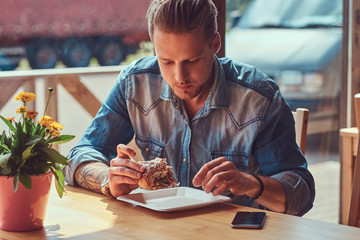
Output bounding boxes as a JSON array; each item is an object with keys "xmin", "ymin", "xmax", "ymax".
[
  {"xmin": 355, "ymin": 93, "xmax": 360, "ymax": 129},
  {"xmin": 348, "ymin": 94, "xmax": 360, "ymax": 227},
  {"xmin": 292, "ymin": 108, "xmax": 309, "ymax": 155},
  {"xmin": 348, "ymin": 138, "xmax": 360, "ymax": 227}
]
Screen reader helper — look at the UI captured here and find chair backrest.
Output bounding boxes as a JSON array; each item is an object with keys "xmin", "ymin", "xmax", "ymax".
[
  {"xmin": 292, "ymin": 108, "xmax": 309, "ymax": 155},
  {"xmin": 348, "ymin": 138, "xmax": 360, "ymax": 227},
  {"xmin": 348, "ymin": 94, "xmax": 360, "ymax": 227},
  {"xmin": 355, "ymin": 93, "xmax": 360, "ymax": 129}
]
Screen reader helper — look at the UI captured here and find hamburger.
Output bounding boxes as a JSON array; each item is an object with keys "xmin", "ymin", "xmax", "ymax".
[{"xmin": 138, "ymin": 157, "xmax": 179, "ymax": 190}]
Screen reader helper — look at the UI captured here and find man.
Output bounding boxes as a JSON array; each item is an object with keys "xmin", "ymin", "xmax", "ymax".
[{"xmin": 64, "ymin": 0, "xmax": 315, "ymax": 216}]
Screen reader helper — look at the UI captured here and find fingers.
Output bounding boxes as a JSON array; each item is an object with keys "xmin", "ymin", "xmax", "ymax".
[
  {"xmin": 193, "ymin": 157, "xmax": 233, "ymax": 188},
  {"xmin": 193, "ymin": 157, "xmax": 243, "ymax": 195},
  {"xmin": 117, "ymin": 144, "xmax": 136, "ymax": 159},
  {"xmin": 110, "ymin": 156, "xmax": 145, "ymax": 173},
  {"xmin": 212, "ymin": 178, "xmax": 237, "ymax": 196},
  {"xmin": 109, "ymin": 144, "xmax": 145, "ymax": 186},
  {"xmin": 107, "ymin": 144, "xmax": 145, "ymax": 197},
  {"xmin": 109, "ymin": 174, "xmax": 140, "ymax": 185},
  {"xmin": 109, "ymin": 157, "xmax": 145, "ymax": 187},
  {"xmin": 113, "ymin": 143, "xmax": 145, "ymax": 171},
  {"xmin": 109, "ymin": 164, "xmax": 143, "ymax": 179},
  {"xmin": 202, "ymin": 169, "xmax": 235, "ymax": 194},
  {"xmin": 108, "ymin": 158, "xmax": 144, "ymax": 195},
  {"xmin": 203, "ymin": 161, "xmax": 235, "ymax": 190},
  {"xmin": 193, "ymin": 157, "xmax": 226, "ymax": 187}
]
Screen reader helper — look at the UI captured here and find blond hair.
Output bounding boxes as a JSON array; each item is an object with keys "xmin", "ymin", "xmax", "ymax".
[{"xmin": 146, "ymin": 0, "xmax": 218, "ymax": 42}]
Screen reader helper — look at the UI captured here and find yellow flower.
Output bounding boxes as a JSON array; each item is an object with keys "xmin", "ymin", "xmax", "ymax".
[
  {"xmin": 48, "ymin": 121, "xmax": 63, "ymax": 137},
  {"xmin": 50, "ymin": 129, "xmax": 61, "ymax": 137},
  {"xmin": 16, "ymin": 106, "xmax": 27, "ymax": 114},
  {"xmin": 25, "ymin": 110, "xmax": 38, "ymax": 120},
  {"xmin": 6, "ymin": 117, "xmax": 15, "ymax": 123},
  {"xmin": 38, "ymin": 115, "xmax": 54, "ymax": 127},
  {"xmin": 14, "ymin": 91, "xmax": 36, "ymax": 103},
  {"xmin": 50, "ymin": 121, "xmax": 63, "ymax": 131}
]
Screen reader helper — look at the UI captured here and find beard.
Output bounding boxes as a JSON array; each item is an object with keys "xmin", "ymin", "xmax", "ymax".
[{"xmin": 171, "ymin": 78, "xmax": 213, "ymax": 102}]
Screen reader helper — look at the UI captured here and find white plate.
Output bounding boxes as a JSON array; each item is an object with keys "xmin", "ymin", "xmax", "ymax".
[{"xmin": 116, "ymin": 187, "xmax": 231, "ymax": 212}]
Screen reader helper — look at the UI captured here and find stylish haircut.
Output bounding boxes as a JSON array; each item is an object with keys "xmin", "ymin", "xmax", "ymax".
[{"xmin": 146, "ymin": 0, "xmax": 218, "ymax": 42}]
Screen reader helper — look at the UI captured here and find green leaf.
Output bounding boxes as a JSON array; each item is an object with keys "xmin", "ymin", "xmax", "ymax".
[
  {"xmin": 33, "ymin": 124, "xmax": 42, "ymax": 135},
  {"xmin": 19, "ymin": 173, "xmax": 32, "ymax": 190},
  {"xmin": 47, "ymin": 135, "xmax": 75, "ymax": 145},
  {"xmin": 25, "ymin": 135, "xmax": 43, "ymax": 146},
  {"xmin": 0, "ymin": 152, "xmax": 11, "ymax": 168},
  {"xmin": 24, "ymin": 118, "xmax": 33, "ymax": 135},
  {"xmin": 41, "ymin": 147, "xmax": 69, "ymax": 165},
  {"xmin": 55, "ymin": 182, "xmax": 64, "ymax": 198},
  {"xmin": 20, "ymin": 140, "xmax": 40, "ymax": 168},
  {"xmin": 0, "ymin": 115, "xmax": 16, "ymax": 133},
  {"xmin": 0, "ymin": 131, "xmax": 5, "ymax": 144},
  {"xmin": 13, "ymin": 174, "xmax": 19, "ymax": 192},
  {"xmin": 0, "ymin": 131, "xmax": 10, "ymax": 152},
  {"xmin": 0, "ymin": 142, "xmax": 11, "ymax": 152},
  {"xmin": 3, "ymin": 133, "xmax": 12, "ymax": 147},
  {"xmin": 14, "ymin": 122, "xmax": 24, "ymax": 150},
  {"xmin": 21, "ymin": 145, "xmax": 32, "ymax": 162},
  {"xmin": 52, "ymin": 168, "xmax": 65, "ymax": 198},
  {"xmin": 38, "ymin": 162, "xmax": 51, "ymax": 173},
  {"xmin": 0, "ymin": 166, "xmax": 11, "ymax": 175}
]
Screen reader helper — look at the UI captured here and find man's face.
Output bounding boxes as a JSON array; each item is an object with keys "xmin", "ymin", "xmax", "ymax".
[{"xmin": 152, "ymin": 28, "xmax": 220, "ymax": 101}]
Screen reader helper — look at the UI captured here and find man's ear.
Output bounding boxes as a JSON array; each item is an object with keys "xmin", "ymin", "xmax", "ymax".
[{"xmin": 212, "ymin": 32, "xmax": 221, "ymax": 54}]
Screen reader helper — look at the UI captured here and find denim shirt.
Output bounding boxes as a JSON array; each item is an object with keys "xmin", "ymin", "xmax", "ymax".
[{"xmin": 65, "ymin": 56, "xmax": 315, "ymax": 216}]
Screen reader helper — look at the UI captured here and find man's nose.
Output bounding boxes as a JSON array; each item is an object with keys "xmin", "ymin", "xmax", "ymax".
[{"xmin": 174, "ymin": 64, "xmax": 188, "ymax": 84}]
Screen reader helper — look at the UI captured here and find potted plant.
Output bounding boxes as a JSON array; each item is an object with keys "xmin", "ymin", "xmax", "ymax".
[{"xmin": 0, "ymin": 89, "xmax": 75, "ymax": 231}]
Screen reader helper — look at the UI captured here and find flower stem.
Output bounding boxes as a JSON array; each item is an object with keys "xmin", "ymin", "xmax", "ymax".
[
  {"xmin": 22, "ymin": 102, "xmax": 26, "ymax": 121},
  {"xmin": 43, "ymin": 88, "xmax": 54, "ymax": 116}
]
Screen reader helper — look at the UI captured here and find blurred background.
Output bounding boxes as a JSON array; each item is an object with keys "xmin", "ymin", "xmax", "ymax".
[{"xmin": 0, "ymin": 0, "xmax": 342, "ymax": 223}]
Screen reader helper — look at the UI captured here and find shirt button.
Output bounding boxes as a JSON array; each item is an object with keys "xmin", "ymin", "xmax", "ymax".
[
  {"xmin": 145, "ymin": 147, "xmax": 150, "ymax": 152},
  {"xmin": 183, "ymin": 158, "xmax": 186, "ymax": 162}
]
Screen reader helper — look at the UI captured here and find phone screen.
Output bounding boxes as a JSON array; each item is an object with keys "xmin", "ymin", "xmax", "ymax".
[{"xmin": 230, "ymin": 211, "xmax": 266, "ymax": 229}]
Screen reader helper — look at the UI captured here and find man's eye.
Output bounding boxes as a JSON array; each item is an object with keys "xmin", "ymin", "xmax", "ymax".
[{"xmin": 188, "ymin": 58, "xmax": 199, "ymax": 63}]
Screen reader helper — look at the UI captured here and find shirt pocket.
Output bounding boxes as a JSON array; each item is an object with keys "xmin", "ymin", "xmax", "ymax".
[
  {"xmin": 210, "ymin": 151, "xmax": 249, "ymax": 171},
  {"xmin": 135, "ymin": 135, "xmax": 164, "ymax": 160}
]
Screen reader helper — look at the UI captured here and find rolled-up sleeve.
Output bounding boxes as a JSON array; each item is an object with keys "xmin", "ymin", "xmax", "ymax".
[
  {"xmin": 272, "ymin": 170, "xmax": 315, "ymax": 216},
  {"xmin": 65, "ymin": 147, "xmax": 111, "ymax": 186},
  {"xmin": 253, "ymin": 130, "xmax": 315, "ymax": 215},
  {"xmin": 64, "ymin": 71, "xmax": 134, "ymax": 186},
  {"xmin": 253, "ymin": 89, "xmax": 315, "ymax": 216}
]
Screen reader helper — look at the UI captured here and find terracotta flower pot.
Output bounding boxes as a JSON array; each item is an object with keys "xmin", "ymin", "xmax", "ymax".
[{"xmin": 0, "ymin": 172, "xmax": 52, "ymax": 231}]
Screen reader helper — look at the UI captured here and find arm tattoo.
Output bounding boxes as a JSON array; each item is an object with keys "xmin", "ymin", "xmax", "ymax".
[{"xmin": 75, "ymin": 161, "xmax": 109, "ymax": 193}]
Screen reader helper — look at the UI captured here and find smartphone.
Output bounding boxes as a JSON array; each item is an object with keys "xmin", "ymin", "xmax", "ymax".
[{"xmin": 230, "ymin": 211, "xmax": 266, "ymax": 229}]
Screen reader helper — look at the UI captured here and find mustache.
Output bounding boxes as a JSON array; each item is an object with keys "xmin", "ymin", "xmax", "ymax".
[{"xmin": 175, "ymin": 80, "xmax": 190, "ymax": 86}]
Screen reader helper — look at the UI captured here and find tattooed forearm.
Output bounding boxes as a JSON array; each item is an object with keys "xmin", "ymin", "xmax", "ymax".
[{"xmin": 75, "ymin": 161, "xmax": 109, "ymax": 193}]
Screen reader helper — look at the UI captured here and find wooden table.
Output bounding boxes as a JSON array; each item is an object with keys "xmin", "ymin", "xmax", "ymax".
[
  {"xmin": 339, "ymin": 127, "xmax": 358, "ymax": 224},
  {"xmin": 1, "ymin": 185, "xmax": 360, "ymax": 240}
]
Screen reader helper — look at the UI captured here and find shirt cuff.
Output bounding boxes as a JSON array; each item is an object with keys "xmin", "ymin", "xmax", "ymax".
[
  {"xmin": 64, "ymin": 147, "xmax": 110, "ymax": 186},
  {"xmin": 271, "ymin": 171, "xmax": 314, "ymax": 216}
]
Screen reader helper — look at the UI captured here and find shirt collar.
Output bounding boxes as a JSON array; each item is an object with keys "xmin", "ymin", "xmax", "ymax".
[
  {"xmin": 207, "ymin": 56, "xmax": 227, "ymax": 109},
  {"xmin": 161, "ymin": 79, "xmax": 173, "ymax": 101}
]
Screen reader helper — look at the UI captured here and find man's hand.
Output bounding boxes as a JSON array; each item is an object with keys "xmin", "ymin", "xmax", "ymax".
[
  {"xmin": 193, "ymin": 157, "xmax": 287, "ymax": 213},
  {"xmin": 192, "ymin": 157, "xmax": 261, "ymax": 197},
  {"xmin": 108, "ymin": 144, "xmax": 146, "ymax": 197}
]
